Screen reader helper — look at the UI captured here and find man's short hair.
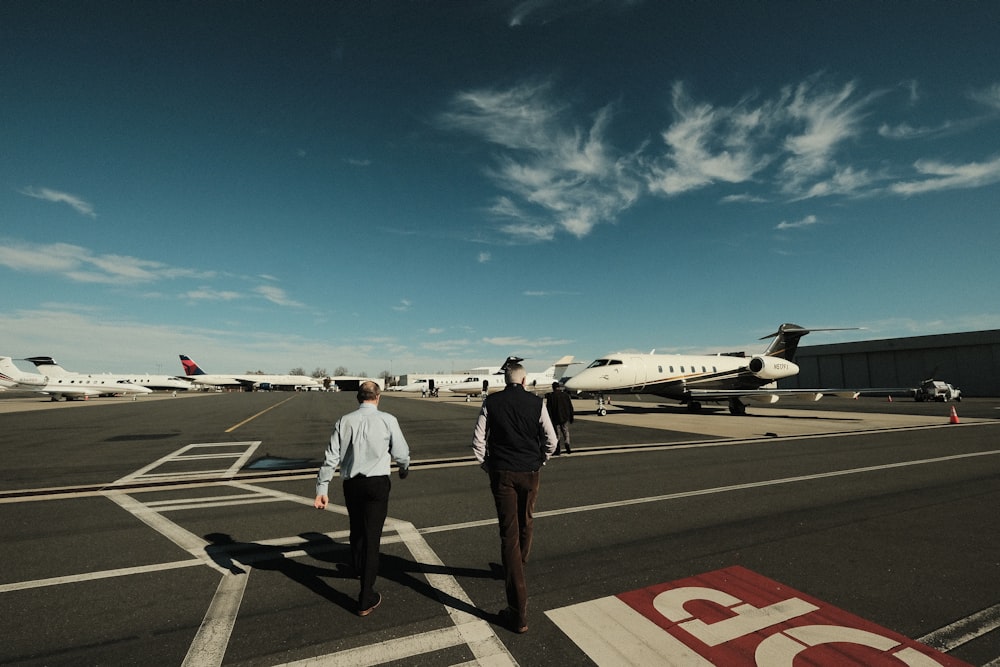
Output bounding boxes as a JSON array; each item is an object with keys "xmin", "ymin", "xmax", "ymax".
[
  {"xmin": 357, "ymin": 381, "xmax": 381, "ymax": 403},
  {"xmin": 552, "ymin": 381, "xmax": 560, "ymax": 389},
  {"xmin": 505, "ymin": 363, "xmax": 527, "ymax": 385}
]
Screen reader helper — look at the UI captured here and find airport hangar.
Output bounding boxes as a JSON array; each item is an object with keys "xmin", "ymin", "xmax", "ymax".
[{"xmin": 782, "ymin": 328, "xmax": 1000, "ymax": 397}]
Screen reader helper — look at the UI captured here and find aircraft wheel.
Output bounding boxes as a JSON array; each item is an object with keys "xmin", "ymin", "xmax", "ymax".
[{"xmin": 597, "ymin": 407, "xmax": 607, "ymax": 416}]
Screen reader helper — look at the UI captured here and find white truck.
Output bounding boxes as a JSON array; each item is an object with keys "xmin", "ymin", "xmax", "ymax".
[{"xmin": 913, "ymin": 379, "xmax": 962, "ymax": 402}]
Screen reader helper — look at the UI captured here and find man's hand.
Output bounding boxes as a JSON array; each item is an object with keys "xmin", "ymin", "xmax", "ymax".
[
  {"xmin": 398, "ymin": 466, "xmax": 409, "ymax": 479},
  {"xmin": 314, "ymin": 494, "xmax": 328, "ymax": 509}
]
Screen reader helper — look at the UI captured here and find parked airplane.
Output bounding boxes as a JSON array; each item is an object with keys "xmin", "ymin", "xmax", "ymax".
[
  {"xmin": 447, "ymin": 355, "xmax": 579, "ymax": 399},
  {"xmin": 564, "ymin": 323, "xmax": 859, "ymax": 416},
  {"xmin": 179, "ymin": 355, "xmax": 320, "ymax": 391},
  {"xmin": 393, "ymin": 362, "xmax": 506, "ymax": 393},
  {"xmin": 24, "ymin": 357, "xmax": 191, "ymax": 391},
  {"xmin": 1, "ymin": 356, "xmax": 152, "ymax": 401}
]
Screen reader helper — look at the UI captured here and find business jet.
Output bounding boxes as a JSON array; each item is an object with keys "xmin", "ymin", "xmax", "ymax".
[
  {"xmin": 179, "ymin": 355, "xmax": 320, "ymax": 391},
  {"xmin": 1, "ymin": 356, "xmax": 152, "ymax": 401},
  {"xmin": 24, "ymin": 357, "xmax": 191, "ymax": 391},
  {"xmin": 394, "ymin": 360, "xmax": 508, "ymax": 393},
  {"xmin": 447, "ymin": 355, "xmax": 579, "ymax": 400},
  {"xmin": 564, "ymin": 323, "xmax": 859, "ymax": 416}
]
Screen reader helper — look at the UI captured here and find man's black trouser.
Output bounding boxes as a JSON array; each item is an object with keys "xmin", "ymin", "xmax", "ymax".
[{"xmin": 342, "ymin": 474, "xmax": 391, "ymax": 609}]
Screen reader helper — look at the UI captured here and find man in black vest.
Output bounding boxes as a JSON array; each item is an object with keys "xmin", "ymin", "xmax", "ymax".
[{"xmin": 472, "ymin": 363, "xmax": 557, "ymax": 634}]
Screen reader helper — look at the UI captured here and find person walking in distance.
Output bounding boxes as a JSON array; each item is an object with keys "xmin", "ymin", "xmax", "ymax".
[
  {"xmin": 314, "ymin": 381, "xmax": 410, "ymax": 617},
  {"xmin": 545, "ymin": 381, "xmax": 575, "ymax": 455},
  {"xmin": 472, "ymin": 363, "xmax": 558, "ymax": 633}
]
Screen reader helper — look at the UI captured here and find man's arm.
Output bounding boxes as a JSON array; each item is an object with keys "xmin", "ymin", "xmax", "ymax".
[
  {"xmin": 472, "ymin": 405, "xmax": 489, "ymax": 467},
  {"xmin": 539, "ymin": 408, "xmax": 558, "ymax": 459},
  {"xmin": 314, "ymin": 421, "xmax": 343, "ymax": 509},
  {"xmin": 387, "ymin": 415, "xmax": 411, "ymax": 476}
]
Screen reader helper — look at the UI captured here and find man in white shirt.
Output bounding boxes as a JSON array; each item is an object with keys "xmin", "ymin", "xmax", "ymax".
[{"xmin": 315, "ymin": 381, "xmax": 410, "ymax": 616}]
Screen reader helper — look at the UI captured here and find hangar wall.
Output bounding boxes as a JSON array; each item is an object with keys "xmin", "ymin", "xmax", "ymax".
[{"xmin": 784, "ymin": 330, "xmax": 1000, "ymax": 397}]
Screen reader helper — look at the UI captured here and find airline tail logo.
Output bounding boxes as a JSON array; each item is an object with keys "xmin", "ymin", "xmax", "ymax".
[{"xmin": 179, "ymin": 355, "xmax": 206, "ymax": 376}]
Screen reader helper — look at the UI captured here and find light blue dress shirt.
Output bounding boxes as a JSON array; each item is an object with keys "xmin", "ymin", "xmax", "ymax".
[{"xmin": 315, "ymin": 402, "xmax": 410, "ymax": 496}]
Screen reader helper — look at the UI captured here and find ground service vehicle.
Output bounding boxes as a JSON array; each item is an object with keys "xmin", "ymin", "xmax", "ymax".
[{"xmin": 913, "ymin": 379, "xmax": 961, "ymax": 402}]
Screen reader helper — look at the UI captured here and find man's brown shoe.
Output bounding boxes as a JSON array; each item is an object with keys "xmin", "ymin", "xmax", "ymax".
[
  {"xmin": 358, "ymin": 593, "xmax": 381, "ymax": 617},
  {"xmin": 497, "ymin": 607, "xmax": 527, "ymax": 633}
]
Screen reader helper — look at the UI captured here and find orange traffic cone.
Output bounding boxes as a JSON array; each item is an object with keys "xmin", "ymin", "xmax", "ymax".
[{"xmin": 949, "ymin": 406, "xmax": 960, "ymax": 424}]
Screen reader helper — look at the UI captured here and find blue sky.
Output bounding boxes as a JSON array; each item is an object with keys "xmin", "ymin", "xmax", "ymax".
[{"xmin": 3, "ymin": 0, "xmax": 999, "ymax": 377}]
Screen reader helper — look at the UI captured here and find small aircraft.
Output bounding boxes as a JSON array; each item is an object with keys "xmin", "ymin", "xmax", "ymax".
[
  {"xmin": 24, "ymin": 357, "xmax": 191, "ymax": 391},
  {"xmin": 447, "ymin": 355, "xmax": 579, "ymax": 399},
  {"xmin": 564, "ymin": 323, "xmax": 859, "ymax": 416},
  {"xmin": 179, "ymin": 355, "xmax": 320, "ymax": 391},
  {"xmin": 0, "ymin": 356, "xmax": 153, "ymax": 401}
]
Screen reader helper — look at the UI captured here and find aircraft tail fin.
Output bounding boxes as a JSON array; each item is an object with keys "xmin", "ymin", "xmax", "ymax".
[
  {"xmin": 760, "ymin": 324, "xmax": 859, "ymax": 362},
  {"xmin": 23, "ymin": 356, "xmax": 69, "ymax": 376},
  {"xmin": 552, "ymin": 355, "xmax": 578, "ymax": 381},
  {"xmin": 499, "ymin": 356, "xmax": 525, "ymax": 373},
  {"xmin": 179, "ymin": 355, "xmax": 207, "ymax": 376}
]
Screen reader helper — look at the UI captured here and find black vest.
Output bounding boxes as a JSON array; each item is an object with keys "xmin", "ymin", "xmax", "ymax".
[{"xmin": 484, "ymin": 384, "xmax": 545, "ymax": 472}]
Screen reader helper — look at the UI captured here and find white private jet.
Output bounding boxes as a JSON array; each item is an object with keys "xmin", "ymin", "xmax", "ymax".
[
  {"xmin": 394, "ymin": 359, "xmax": 508, "ymax": 393},
  {"xmin": 564, "ymin": 323, "xmax": 861, "ymax": 416},
  {"xmin": 24, "ymin": 357, "xmax": 191, "ymax": 391},
  {"xmin": 179, "ymin": 355, "xmax": 320, "ymax": 391},
  {"xmin": 447, "ymin": 355, "xmax": 579, "ymax": 400},
  {"xmin": 0, "ymin": 356, "xmax": 152, "ymax": 401}
]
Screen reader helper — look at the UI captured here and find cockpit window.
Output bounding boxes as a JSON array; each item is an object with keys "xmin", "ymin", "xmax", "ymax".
[{"xmin": 586, "ymin": 359, "xmax": 610, "ymax": 369}]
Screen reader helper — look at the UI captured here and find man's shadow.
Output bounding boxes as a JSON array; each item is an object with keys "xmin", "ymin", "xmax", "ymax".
[
  {"xmin": 204, "ymin": 532, "xmax": 356, "ymax": 613},
  {"xmin": 303, "ymin": 533, "xmax": 502, "ymax": 622}
]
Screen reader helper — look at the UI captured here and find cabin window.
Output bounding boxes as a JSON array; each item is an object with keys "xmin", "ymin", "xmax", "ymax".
[
  {"xmin": 702, "ymin": 366, "xmax": 706, "ymax": 373},
  {"xmin": 657, "ymin": 366, "xmax": 662, "ymax": 373},
  {"xmin": 680, "ymin": 366, "xmax": 685, "ymax": 373}
]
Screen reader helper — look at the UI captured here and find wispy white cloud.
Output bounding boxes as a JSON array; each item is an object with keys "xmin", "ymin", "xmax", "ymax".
[
  {"xmin": 481, "ymin": 336, "xmax": 574, "ymax": 348},
  {"xmin": 969, "ymin": 82, "xmax": 1000, "ymax": 111},
  {"xmin": 19, "ymin": 186, "xmax": 97, "ymax": 218},
  {"xmin": 775, "ymin": 214, "xmax": 819, "ymax": 231},
  {"xmin": 444, "ymin": 73, "xmax": 999, "ymax": 241},
  {"xmin": 392, "ymin": 298, "xmax": 413, "ymax": 312},
  {"xmin": 477, "ymin": 251, "xmax": 492, "ymax": 263},
  {"xmin": 0, "ymin": 240, "xmax": 212, "ymax": 284},
  {"xmin": 184, "ymin": 288, "xmax": 242, "ymax": 301},
  {"xmin": 254, "ymin": 285, "xmax": 304, "ymax": 307},
  {"xmin": 890, "ymin": 155, "xmax": 1000, "ymax": 195},
  {"xmin": 508, "ymin": 0, "xmax": 640, "ymax": 27},
  {"xmin": 647, "ymin": 82, "xmax": 778, "ymax": 196},
  {"xmin": 440, "ymin": 80, "xmax": 641, "ymax": 241}
]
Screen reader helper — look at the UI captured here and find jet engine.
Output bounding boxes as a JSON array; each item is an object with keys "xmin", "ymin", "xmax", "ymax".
[{"xmin": 747, "ymin": 356, "xmax": 799, "ymax": 380}]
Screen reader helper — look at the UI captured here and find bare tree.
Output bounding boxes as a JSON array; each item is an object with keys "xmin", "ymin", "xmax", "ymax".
[
  {"xmin": 289, "ymin": 367, "xmax": 305, "ymax": 376},
  {"xmin": 311, "ymin": 367, "xmax": 327, "ymax": 379},
  {"xmin": 334, "ymin": 366, "xmax": 349, "ymax": 376}
]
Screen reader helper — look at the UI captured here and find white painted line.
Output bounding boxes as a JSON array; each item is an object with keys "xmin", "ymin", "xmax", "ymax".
[
  {"xmin": 393, "ymin": 521, "xmax": 516, "ymax": 665},
  {"xmin": 419, "ymin": 449, "xmax": 1000, "ymax": 535},
  {"xmin": 0, "ymin": 559, "xmax": 203, "ymax": 593},
  {"xmin": 546, "ymin": 595, "xmax": 713, "ymax": 666},
  {"xmin": 917, "ymin": 602, "xmax": 1000, "ymax": 651},
  {"xmin": 181, "ymin": 569, "xmax": 250, "ymax": 667},
  {"xmin": 108, "ymin": 442, "xmax": 261, "ymax": 486},
  {"xmin": 277, "ymin": 625, "xmax": 474, "ymax": 666}
]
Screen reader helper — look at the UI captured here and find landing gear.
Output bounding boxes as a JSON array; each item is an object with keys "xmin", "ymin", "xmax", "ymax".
[
  {"xmin": 596, "ymin": 395, "xmax": 608, "ymax": 416},
  {"xmin": 728, "ymin": 397, "xmax": 747, "ymax": 416},
  {"xmin": 686, "ymin": 401, "xmax": 703, "ymax": 413}
]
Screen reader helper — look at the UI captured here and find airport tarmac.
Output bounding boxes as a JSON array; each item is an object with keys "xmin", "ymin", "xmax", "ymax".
[{"xmin": 1, "ymin": 391, "xmax": 998, "ymax": 666}]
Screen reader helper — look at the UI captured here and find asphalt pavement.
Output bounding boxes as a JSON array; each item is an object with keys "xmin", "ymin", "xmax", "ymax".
[{"xmin": 1, "ymin": 391, "xmax": 998, "ymax": 666}]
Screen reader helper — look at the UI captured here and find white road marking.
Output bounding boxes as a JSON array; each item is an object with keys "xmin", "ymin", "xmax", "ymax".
[
  {"xmin": 181, "ymin": 568, "xmax": 250, "ymax": 667},
  {"xmin": 108, "ymin": 442, "xmax": 261, "ymax": 486},
  {"xmin": 3, "ymin": 439, "xmax": 997, "ymax": 664},
  {"xmin": 545, "ymin": 595, "xmax": 713, "ymax": 666},
  {"xmin": 0, "ymin": 559, "xmax": 203, "ymax": 593},
  {"xmin": 917, "ymin": 602, "xmax": 1000, "ymax": 651}
]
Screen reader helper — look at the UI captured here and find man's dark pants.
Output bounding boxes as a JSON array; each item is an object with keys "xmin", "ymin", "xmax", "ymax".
[
  {"xmin": 342, "ymin": 474, "xmax": 391, "ymax": 609},
  {"xmin": 489, "ymin": 469, "xmax": 540, "ymax": 627}
]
